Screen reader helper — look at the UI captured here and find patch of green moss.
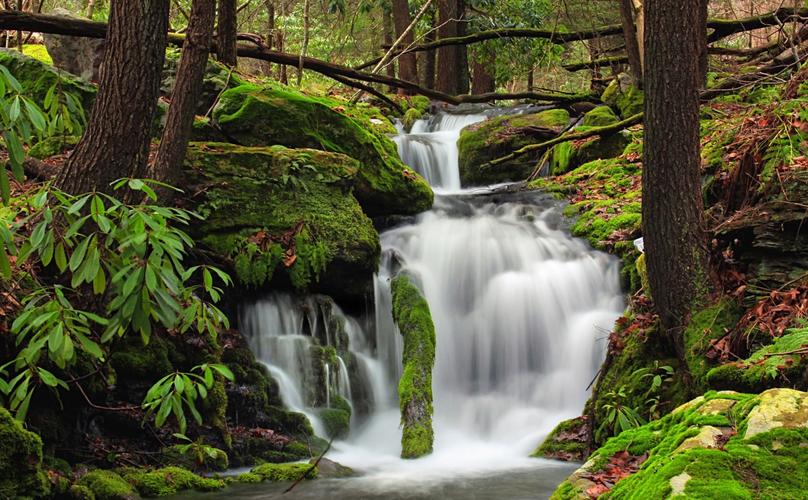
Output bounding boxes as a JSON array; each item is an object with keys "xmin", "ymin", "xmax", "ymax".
[
  {"xmin": 583, "ymin": 106, "xmax": 620, "ymax": 127},
  {"xmin": 0, "ymin": 407, "xmax": 50, "ymax": 498},
  {"xmin": 532, "ymin": 416, "xmax": 588, "ymax": 460},
  {"xmin": 683, "ymin": 298, "xmax": 743, "ymax": 391},
  {"xmin": 28, "ymin": 135, "xmax": 80, "ymax": 159},
  {"xmin": 319, "ymin": 408, "xmax": 351, "ymax": 439},
  {"xmin": 69, "ymin": 484, "xmax": 96, "ymax": 500},
  {"xmin": 22, "ymin": 44, "xmax": 53, "ymax": 65},
  {"xmin": 458, "ymin": 109, "xmax": 570, "ymax": 185},
  {"xmin": 122, "ymin": 466, "xmax": 225, "ymax": 497},
  {"xmin": 212, "ymin": 83, "xmax": 433, "ymax": 216},
  {"xmin": 391, "ymin": 275, "xmax": 437, "ymax": 458},
  {"xmin": 250, "ymin": 462, "xmax": 317, "ymax": 481},
  {"xmin": 77, "ymin": 470, "xmax": 136, "ymax": 500},
  {"xmin": 401, "ymin": 108, "xmax": 423, "ymax": 131},
  {"xmin": 184, "ymin": 143, "xmax": 381, "ymax": 298}
]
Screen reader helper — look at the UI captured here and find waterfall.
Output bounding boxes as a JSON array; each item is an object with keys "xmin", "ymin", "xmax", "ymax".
[{"xmin": 238, "ymin": 110, "xmax": 624, "ymax": 491}]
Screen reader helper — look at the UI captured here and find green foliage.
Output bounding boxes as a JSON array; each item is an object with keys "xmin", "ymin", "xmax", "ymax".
[
  {"xmin": 167, "ymin": 433, "xmax": 229, "ymax": 471},
  {"xmin": 141, "ymin": 364, "xmax": 234, "ymax": 434},
  {"xmin": 600, "ymin": 385, "xmax": 646, "ymax": 435},
  {"xmin": 0, "ymin": 181, "xmax": 232, "ymax": 425}
]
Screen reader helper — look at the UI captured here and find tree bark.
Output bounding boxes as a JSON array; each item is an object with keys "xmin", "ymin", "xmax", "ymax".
[
  {"xmin": 263, "ymin": 0, "xmax": 274, "ymax": 76},
  {"xmin": 383, "ymin": 7, "xmax": 396, "ymax": 91},
  {"xmin": 392, "ymin": 0, "xmax": 417, "ymax": 93},
  {"xmin": 421, "ymin": 10, "xmax": 436, "ymax": 89},
  {"xmin": 642, "ymin": 0, "xmax": 712, "ymax": 359},
  {"xmin": 277, "ymin": 0, "xmax": 287, "ymax": 83},
  {"xmin": 216, "ymin": 0, "xmax": 237, "ymax": 66},
  {"xmin": 152, "ymin": 0, "xmax": 215, "ymax": 191},
  {"xmin": 56, "ymin": 0, "xmax": 169, "ymax": 196},
  {"xmin": 471, "ymin": 48, "xmax": 495, "ymax": 94},
  {"xmin": 619, "ymin": 0, "xmax": 643, "ymax": 85},
  {"xmin": 436, "ymin": 0, "xmax": 460, "ymax": 94}
]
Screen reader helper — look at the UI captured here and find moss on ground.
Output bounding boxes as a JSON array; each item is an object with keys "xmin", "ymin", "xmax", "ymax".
[
  {"xmin": 458, "ymin": 109, "xmax": 570, "ymax": 185},
  {"xmin": 391, "ymin": 275, "xmax": 437, "ymax": 459},
  {"xmin": 184, "ymin": 143, "xmax": 380, "ymax": 298},
  {"xmin": 77, "ymin": 470, "xmax": 136, "ymax": 500},
  {"xmin": 0, "ymin": 407, "xmax": 50, "ymax": 498},
  {"xmin": 553, "ymin": 389, "xmax": 808, "ymax": 499},
  {"xmin": 122, "ymin": 466, "xmax": 225, "ymax": 496},
  {"xmin": 212, "ymin": 83, "xmax": 432, "ymax": 216},
  {"xmin": 683, "ymin": 298, "xmax": 743, "ymax": 392}
]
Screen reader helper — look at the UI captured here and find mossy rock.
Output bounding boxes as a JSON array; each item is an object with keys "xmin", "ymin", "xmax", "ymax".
[
  {"xmin": 211, "ymin": 83, "xmax": 433, "ymax": 216},
  {"xmin": 552, "ymin": 389, "xmax": 808, "ymax": 499},
  {"xmin": 77, "ymin": 470, "xmax": 137, "ymax": 500},
  {"xmin": 391, "ymin": 274, "xmax": 437, "ymax": 459},
  {"xmin": 0, "ymin": 407, "xmax": 50, "ymax": 498},
  {"xmin": 0, "ymin": 48, "xmax": 96, "ymax": 112},
  {"xmin": 683, "ymin": 298, "xmax": 743, "ymax": 391},
  {"xmin": 122, "ymin": 466, "xmax": 225, "ymax": 497},
  {"xmin": 549, "ymin": 129, "xmax": 629, "ymax": 176},
  {"xmin": 249, "ymin": 462, "xmax": 317, "ymax": 481},
  {"xmin": 532, "ymin": 416, "xmax": 590, "ymax": 461},
  {"xmin": 319, "ymin": 408, "xmax": 351, "ymax": 439},
  {"xmin": 458, "ymin": 109, "xmax": 570, "ymax": 186},
  {"xmin": 601, "ymin": 77, "xmax": 644, "ymax": 119},
  {"xmin": 28, "ymin": 135, "xmax": 81, "ymax": 159},
  {"xmin": 22, "ymin": 44, "xmax": 53, "ymax": 65},
  {"xmin": 582, "ymin": 106, "xmax": 620, "ymax": 127},
  {"xmin": 183, "ymin": 142, "xmax": 381, "ymax": 299}
]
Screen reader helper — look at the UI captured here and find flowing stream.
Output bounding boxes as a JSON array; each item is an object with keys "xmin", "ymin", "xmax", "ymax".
[{"xmin": 202, "ymin": 110, "xmax": 625, "ymax": 499}]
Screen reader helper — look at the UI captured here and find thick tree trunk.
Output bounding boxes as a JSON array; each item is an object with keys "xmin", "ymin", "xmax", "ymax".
[
  {"xmin": 642, "ymin": 0, "xmax": 712, "ymax": 359},
  {"xmin": 471, "ymin": 49, "xmax": 495, "ymax": 94},
  {"xmin": 392, "ymin": 0, "xmax": 417, "ymax": 92},
  {"xmin": 420, "ymin": 10, "xmax": 437, "ymax": 88},
  {"xmin": 456, "ymin": 0, "xmax": 469, "ymax": 94},
  {"xmin": 436, "ymin": 0, "xmax": 460, "ymax": 94},
  {"xmin": 216, "ymin": 0, "xmax": 237, "ymax": 66},
  {"xmin": 152, "ymin": 0, "xmax": 215, "ymax": 190},
  {"xmin": 619, "ymin": 0, "xmax": 643, "ymax": 85},
  {"xmin": 56, "ymin": 0, "xmax": 169, "ymax": 196}
]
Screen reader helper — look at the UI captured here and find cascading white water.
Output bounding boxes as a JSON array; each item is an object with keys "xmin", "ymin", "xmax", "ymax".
[{"xmin": 236, "ymin": 110, "xmax": 624, "ymax": 497}]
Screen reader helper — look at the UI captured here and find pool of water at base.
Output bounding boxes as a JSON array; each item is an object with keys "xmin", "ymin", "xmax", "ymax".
[{"xmin": 170, "ymin": 459, "xmax": 578, "ymax": 500}]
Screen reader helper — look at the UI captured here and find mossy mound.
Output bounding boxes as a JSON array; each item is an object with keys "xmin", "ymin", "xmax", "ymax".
[
  {"xmin": 161, "ymin": 49, "xmax": 245, "ymax": 116},
  {"xmin": 458, "ymin": 109, "xmax": 570, "ymax": 186},
  {"xmin": 0, "ymin": 407, "xmax": 50, "ymax": 498},
  {"xmin": 0, "ymin": 48, "xmax": 96, "ymax": 111},
  {"xmin": 547, "ymin": 106, "xmax": 629, "ymax": 176},
  {"xmin": 707, "ymin": 326, "xmax": 808, "ymax": 393},
  {"xmin": 248, "ymin": 462, "xmax": 317, "ymax": 481},
  {"xmin": 682, "ymin": 299, "xmax": 743, "ymax": 392},
  {"xmin": 211, "ymin": 83, "xmax": 433, "ymax": 216},
  {"xmin": 532, "ymin": 416, "xmax": 591, "ymax": 461},
  {"xmin": 22, "ymin": 44, "xmax": 53, "ymax": 65},
  {"xmin": 77, "ymin": 470, "xmax": 137, "ymax": 500},
  {"xmin": 601, "ymin": 77, "xmax": 644, "ymax": 119},
  {"xmin": 122, "ymin": 466, "xmax": 225, "ymax": 497},
  {"xmin": 552, "ymin": 389, "xmax": 808, "ymax": 499},
  {"xmin": 183, "ymin": 142, "xmax": 381, "ymax": 299},
  {"xmin": 391, "ymin": 274, "xmax": 437, "ymax": 459}
]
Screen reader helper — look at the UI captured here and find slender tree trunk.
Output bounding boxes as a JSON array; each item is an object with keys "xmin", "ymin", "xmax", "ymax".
[
  {"xmin": 697, "ymin": 0, "xmax": 709, "ymax": 87},
  {"xmin": 277, "ymin": 0, "xmax": 287, "ymax": 84},
  {"xmin": 383, "ymin": 7, "xmax": 396, "ymax": 92},
  {"xmin": 392, "ymin": 0, "xmax": 417, "ymax": 92},
  {"xmin": 527, "ymin": 67, "xmax": 534, "ymax": 91},
  {"xmin": 436, "ymin": 0, "xmax": 460, "ymax": 94},
  {"xmin": 296, "ymin": 0, "xmax": 309, "ymax": 86},
  {"xmin": 619, "ymin": 0, "xmax": 643, "ymax": 85},
  {"xmin": 152, "ymin": 0, "xmax": 215, "ymax": 190},
  {"xmin": 216, "ymin": 0, "xmax": 237, "ymax": 66},
  {"xmin": 456, "ymin": 0, "xmax": 469, "ymax": 94},
  {"xmin": 642, "ymin": 0, "xmax": 712, "ymax": 364},
  {"xmin": 56, "ymin": 0, "xmax": 169, "ymax": 196},
  {"xmin": 263, "ymin": 0, "xmax": 274, "ymax": 76},
  {"xmin": 420, "ymin": 9, "xmax": 436, "ymax": 89}
]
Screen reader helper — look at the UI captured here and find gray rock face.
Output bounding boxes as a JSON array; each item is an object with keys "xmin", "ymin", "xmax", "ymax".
[{"xmin": 42, "ymin": 8, "xmax": 104, "ymax": 81}]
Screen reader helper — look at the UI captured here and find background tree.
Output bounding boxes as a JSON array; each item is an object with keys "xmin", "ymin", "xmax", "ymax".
[
  {"xmin": 392, "ymin": 0, "xmax": 418, "ymax": 89},
  {"xmin": 151, "ymin": 0, "xmax": 216, "ymax": 189},
  {"xmin": 216, "ymin": 0, "xmax": 237, "ymax": 66},
  {"xmin": 642, "ymin": 0, "xmax": 713, "ymax": 377},
  {"xmin": 55, "ymin": 0, "xmax": 169, "ymax": 195}
]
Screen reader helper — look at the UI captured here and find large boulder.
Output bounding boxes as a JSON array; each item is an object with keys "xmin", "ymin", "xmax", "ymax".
[
  {"xmin": 0, "ymin": 407, "xmax": 50, "ymax": 498},
  {"xmin": 42, "ymin": 8, "xmax": 104, "ymax": 81},
  {"xmin": 210, "ymin": 84, "xmax": 433, "ymax": 216},
  {"xmin": 551, "ymin": 389, "xmax": 808, "ymax": 499},
  {"xmin": 457, "ymin": 108, "xmax": 570, "ymax": 186},
  {"xmin": 183, "ymin": 142, "xmax": 381, "ymax": 300},
  {"xmin": 548, "ymin": 106, "xmax": 630, "ymax": 176},
  {"xmin": 161, "ymin": 49, "xmax": 246, "ymax": 116}
]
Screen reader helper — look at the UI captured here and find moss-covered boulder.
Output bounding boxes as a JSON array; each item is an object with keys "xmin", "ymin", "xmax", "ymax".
[
  {"xmin": 601, "ymin": 75, "xmax": 645, "ymax": 119},
  {"xmin": 77, "ymin": 470, "xmax": 137, "ymax": 500},
  {"xmin": 161, "ymin": 49, "xmax": 245, "ymax": 116},
  {"xmin": 391, "ymin": 274, "xmax": 437, "ymax": 459},
  {"xmin": 122, "ymin": 466, "xmax": 225, "ymax": 496},
  {"xmin": 0, "ymin": 407, "xmax": 50, "ymax": 498},
  {"xmin": 532, "ymin": 416, "xmax": 591, "ymax": 461},
  {"xmin": 547, "ymin": 107, "xmax": 628, "ymax": 176},
  {"xmin": 458, "ymin": 109, "xmax": 570, "ymax": 186},
  {"xmin": 211, "ymin": 84, "xmax": 433, "ymax": 216},
  {"xmin": 247, "ymin": 462, "xmax": 317, "ymax": 482},
  {"xmin": 551, "ymin": 389, "xmax": 808, "ymax": 499},
  {"xmin": 0, "ymin": 48, "xmax": 96, "ymax": 112},
  {"xmin": 183, "ymin": 142, "xmax": 381, "ymax": 299}
]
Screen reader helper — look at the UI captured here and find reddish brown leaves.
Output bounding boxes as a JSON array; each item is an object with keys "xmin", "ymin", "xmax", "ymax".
[{"xmin": 582, "ymin": 451, "xmax": 648, "ymax": 498}]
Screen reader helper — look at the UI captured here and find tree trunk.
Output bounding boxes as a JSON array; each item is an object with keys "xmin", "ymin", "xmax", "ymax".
[
  {"xmin": 56, "ymin": 0, "xmax": 169, "ymax": 196},
  {"xmin": 642, "ymin": 0, "xmax": 712, "ymax": 362},
  {"xmin": 297, "ymin": 0, "xmax": 309, "ymax": 86},
  {"xmin": 216, "ymin": 0, "xmax": 237, "ymax": 66},
  {"xmin": 697, "ymin": 0, "xmax": 709, "ymax": 87},
  {"xmin": 151, "ymin": 0, "xmax": 215, "ymax": 190},
  {"xmin": 383, "ymin": 7, "xmax": 396, "ymax": 92},
  {"xmin": 619, "ymin": 0, "xmax": 643, "ymax": 85},
  {"xmin": 263, "ymin": 0, "xmax": 274, "ymax": 76},
  {"xmin": 471, "ymin": 49, "xmax": 495, "ymax": 94},
  {"xmin": 392, "ymin": 0, "xmax": 417, "ymax": 91},
  {"xmin": 277, "ymin": 0, "xmax": 287, "ymax": 84},
  {"xmin": 456, "ymin": 0, "xmax": 469, "ymax": 94},
  {"xmin": 436, "ymin": 0, "xmax": 460, "ymax": 94},
  {"xmin": 420, "ymin": 9, "xmax": 437, "ymax": 89}
]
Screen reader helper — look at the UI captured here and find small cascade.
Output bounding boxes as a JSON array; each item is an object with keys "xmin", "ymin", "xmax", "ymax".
[
  {"xmin": 239, "ymin": 293, "xmax": 389, "ymax": 437},
  {"xmin": 393, "ymin": 113, "xmax": 486, "ymax": 190}
]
